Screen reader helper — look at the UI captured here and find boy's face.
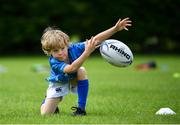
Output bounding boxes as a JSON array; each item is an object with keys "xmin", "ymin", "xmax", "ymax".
[{"xmin": 51, "ymin": 46, "xmax": 68, "ymax": 61}]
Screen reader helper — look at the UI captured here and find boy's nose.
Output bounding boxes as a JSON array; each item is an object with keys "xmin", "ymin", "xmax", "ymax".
[
  {"xmin": 58, "ymin": 51, "xmax": 63, "ymax": 55},
  {"xmin": 58, "ymin": 50, "xmax": 62, "ymax": 53}
]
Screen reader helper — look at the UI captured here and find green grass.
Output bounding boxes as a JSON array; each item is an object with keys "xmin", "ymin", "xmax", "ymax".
[{"xmin": 0, "ymin": 55, "xmax": 180, "ymax": 124}]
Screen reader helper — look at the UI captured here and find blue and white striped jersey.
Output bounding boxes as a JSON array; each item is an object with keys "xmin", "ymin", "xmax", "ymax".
[{"xmin": 46, "ymin": 42, "xmax": 85, "ymax": 83}]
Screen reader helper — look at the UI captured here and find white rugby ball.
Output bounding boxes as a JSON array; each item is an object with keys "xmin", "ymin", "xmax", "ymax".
[{"xmin": 100, "ymin": 39, "xmax": 133, "ymax": 67}]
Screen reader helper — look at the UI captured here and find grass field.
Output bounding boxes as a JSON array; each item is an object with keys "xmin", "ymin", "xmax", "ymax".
[{"xmin": 0, "ymin": 55, "xmax": 180, "ymax": 124}]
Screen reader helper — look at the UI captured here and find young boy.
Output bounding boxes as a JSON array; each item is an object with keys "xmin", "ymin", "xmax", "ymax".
[{"xmin": 40, "ymin": 17, "xmax": 132, "ymax": 116}]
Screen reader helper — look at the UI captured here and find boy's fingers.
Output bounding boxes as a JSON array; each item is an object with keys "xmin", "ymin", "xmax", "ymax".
[
  {"xmin": 124, "ymin": 27, "xmax": 128, "ymax": 31},
  {"xmin": 116, "ymin": 19, "xmax": 121, "ymax": 25},
  {"xmin": 122, "ymin": 17, "xmax": 130, "ymax": 22},
  {"xmin": 126, "ymin": 24, "xmax": 132, "ymax": 26},
  {"xmin": 118, "ymin": 18, "xmax": 121, "ymax": 22},
  {"xmin": 86, "ymin": 39, "xmax": 88, "ymax": 44},
  {"xmin": 89, "ymin": 36, "xmax": 94, "ymax": 43},
  {"xmin": 90, "ymin": 36, "xmax": 94, "ymax": 41},
  {"xmin": 126, "ymin": 20, "xmax": 132, "ymax": 23},
  {"xmin": 90, "ymin": 37, "xmax": 97, "ymax": 46},
  {"xmin": 85, "ymin": 39, "xmax": 89, "ymax": 44},
  {"xmin": 95, "ymin": 44, "xmax": 101, "ymax": 48},
  {"xmin": 124, "ymin": 17, "xmax": 129, "ymax": 20}
]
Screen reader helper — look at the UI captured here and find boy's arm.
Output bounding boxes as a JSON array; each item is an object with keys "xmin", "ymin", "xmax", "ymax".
[
  {"xmin": 94, "ymin": 17, "xmax": 132, "ymax": 45},
  {"xmin": 63, "ymin": 37, "xmax": 97, "ymax": 73},
  {"xmin": 63, "ymin": 17, "xmax": 131, "ymax": 73}
]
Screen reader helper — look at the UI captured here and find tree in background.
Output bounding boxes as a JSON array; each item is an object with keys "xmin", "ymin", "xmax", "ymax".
[{"xmin": 0, "ymin": 0, "xmax": 179, "ymax": 55}]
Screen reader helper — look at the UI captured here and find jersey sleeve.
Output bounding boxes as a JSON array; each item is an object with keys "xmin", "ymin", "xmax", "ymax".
[
  {"xmin": 72, "ymin": 42, "xmax": 86, "ymax": 57},
  {"xmin": 74, "ymin": 42, "xmax": 85, "ymax": 54},
  {"xmin": 68, "ymin": 42, "xmax": 86, "ymax": 62},
  {"xmin": 49, "ymin": 57, "xmax": 68, "ymax": 73}
]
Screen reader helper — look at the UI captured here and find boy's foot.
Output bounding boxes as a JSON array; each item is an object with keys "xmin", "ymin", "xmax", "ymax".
[{"xmin": 71, "ymin": 107, "xmax": 86, "ymax": 116}]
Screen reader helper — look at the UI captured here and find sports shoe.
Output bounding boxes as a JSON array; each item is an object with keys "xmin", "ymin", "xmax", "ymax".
[
  {"xmin": 54, "ymin": 107, "xmax": 59, "ymax": 114},
  {"xmin": 71, "ymin": 106, "xmax": 86, "ymax": 116}
]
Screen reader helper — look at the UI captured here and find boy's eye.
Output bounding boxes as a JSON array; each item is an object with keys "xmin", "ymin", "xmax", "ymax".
[
  {"xmin": 53, "ymin": 49, "xmax": 59, "ymax": 52},
  {"xmin": 60, "ymin": 47, "xmax": 65, "ymax": 50}
]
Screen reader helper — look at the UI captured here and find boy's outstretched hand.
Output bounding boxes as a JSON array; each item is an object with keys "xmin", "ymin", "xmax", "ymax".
[
  {"xmin": 85, "ymin": 37, "xmax": 99, "ymax": 55},
  {"xmin": 115, "ymin": 17, "xmax": 132, "ymax": 31}
]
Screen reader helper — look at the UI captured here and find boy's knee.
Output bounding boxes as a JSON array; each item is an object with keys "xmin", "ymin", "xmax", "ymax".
[
  {"xmin": 41, "ymin": 111, "xmax": 48, "ymax": 116},
  {"xmin": 77, "ymin": 67, "xmax": 88, "ymax": 80},
  {"xmin": 40, "ymin": 97, "xmax": 62, "ymax": 116},
  {"xmin": 41, "ymin": 109, "xmax": 50, "ymax": 116},
  {"xmin": 40, "ymin": 106, "xmax": 50, "ymax": 116},
  {"xmin": 40, "ymin": 108, "xmax": 54, "ymax": 116}
]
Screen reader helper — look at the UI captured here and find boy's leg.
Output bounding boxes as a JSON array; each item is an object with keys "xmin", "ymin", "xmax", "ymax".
[
  {"xmin": 41, "ymin": 97, "xmax": 62, "ymax": 115},
  {"xmin": 72, "ymin": 67, "xmax": 89, "ymax": 115}
]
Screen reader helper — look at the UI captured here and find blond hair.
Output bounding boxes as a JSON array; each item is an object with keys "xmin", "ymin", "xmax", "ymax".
[{"xmin": 41, "ymin": 27, "xmax": 70, "ymax": 55}]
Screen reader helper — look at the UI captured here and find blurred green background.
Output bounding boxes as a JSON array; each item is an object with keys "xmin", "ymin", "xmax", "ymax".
[
  {"xmin": 0, "ymin": 0, "xmax": 179, "ymax": 55},
  {"xmin": 0, "ymin": 1, "xmax": 180, "ymax": 123}
]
